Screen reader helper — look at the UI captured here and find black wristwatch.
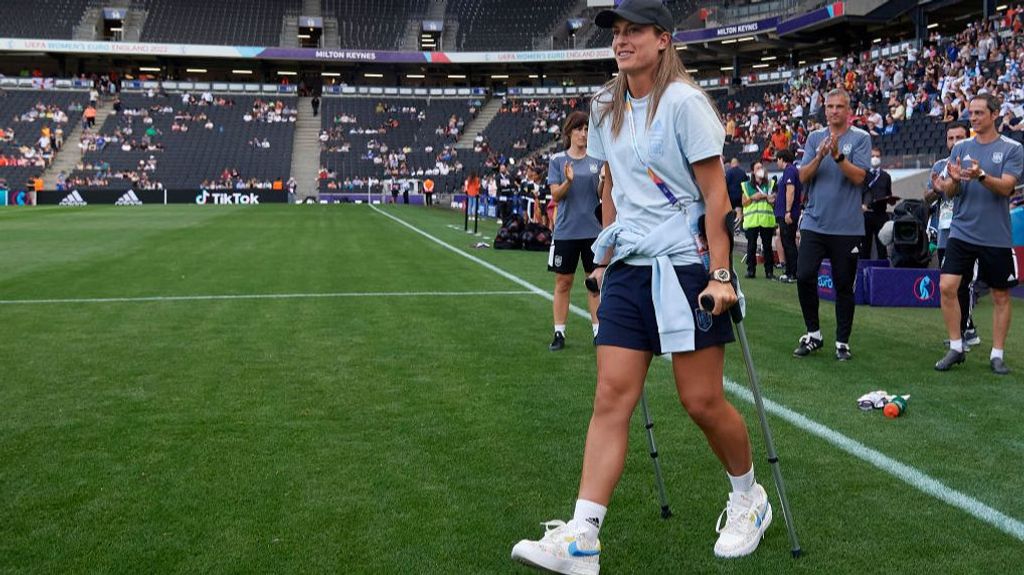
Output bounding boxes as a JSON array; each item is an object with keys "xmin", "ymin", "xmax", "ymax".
[
  {"xmin": 710, "ymin": 268, "xmax": 732, "ymax": 284},
  {"xmin": 834, "ymin": 153, "xmax": 846, "ymax": 163},
  {"xmin": 978, "ymin": 171, "xmax": 987, "ymax": 182}
]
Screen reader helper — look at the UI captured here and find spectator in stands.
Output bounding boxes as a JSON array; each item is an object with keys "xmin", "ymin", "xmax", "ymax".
[
  {"xmin": 741, "ymin": 161, "xmax": 776, "ymax": 279},
  {"xmin": 861, "ymin": 147, "xmax": 893, "ymax": 259},
  {"xmin": 312, "ymin": 95, "xmax": 320, "ymax": 117},
  {"xmin": 774, "ymin": 149, "xmax": 802, "ymax": 283},
  {"xmin": 544, "ymin": 110, "xmax": 602, "ymax": 352},
  {"xmin": 513, "ymin": 3, "xmax": 767, "ymax": 572},
  {"xmin": 83, "ymin": 104, "xmax": 96, "ymax": 129},
  {"xmin": 932, "ymin": 93, "xmax": 1022, "ymax": 375},
  {"xmin": 793, "ymin": 88, "xmax": 871, "ymax": 362}
]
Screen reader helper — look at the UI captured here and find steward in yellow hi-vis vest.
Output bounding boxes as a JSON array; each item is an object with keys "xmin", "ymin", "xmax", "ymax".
[{"xmin": 741, "ymin": 165, "xmax": 777, "ymax": 278}]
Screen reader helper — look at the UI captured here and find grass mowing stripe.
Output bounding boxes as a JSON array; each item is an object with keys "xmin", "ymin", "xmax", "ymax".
[
  {"xmin": 370, "ymin": 205, "xmax": 588, "ymax": 315},
  {"xmin": 0, "ymin": 290, "xmax": 534, "ymax": 305},
  {"xmin": 373, "ymin": 204, "xmax": 1024, "ymax": 543}
]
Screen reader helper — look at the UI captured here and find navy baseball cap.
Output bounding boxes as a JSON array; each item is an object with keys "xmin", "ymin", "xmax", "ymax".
[{"xmin": 595, "ymin": 0, "xmax": 675, "ymax": 33}]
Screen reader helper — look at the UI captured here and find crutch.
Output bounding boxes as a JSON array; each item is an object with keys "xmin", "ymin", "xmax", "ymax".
[
  {"xmin": 700, "ymin": 212, "xmax": 803, "ymax": 558},
  {"xmin": 586, "ymin": 276, "xmax": 672, "ymax": 520},
  {"xmin": 639, "ymin": 390, "xmax": 672, "ymax": 519}
]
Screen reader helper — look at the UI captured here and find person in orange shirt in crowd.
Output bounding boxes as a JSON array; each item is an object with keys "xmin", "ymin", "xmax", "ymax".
[
  {"xmin": 844, "ymin": 69, "xmax": 856, "ymax": 92},
  {"xmin": 423, "ymin": 177, "xmax": 435, "ymax": 206},
  {"xmin": 770, "ymin": 124, "xmax": 789, "ymax": 153},
  {"xmin": 272, "ymin": 178, "xmax": 283, "ymax": 191},
  {"xmin": 33, "ymin": 176, "xmax": 44, "ymax": 193},
  {"xmin": 83, "ymin": 105, "xmax": 97, "ymax": 129},
  {"xmin": 465, "ymin": 171, "xmax": 481, "ymax": 214}
]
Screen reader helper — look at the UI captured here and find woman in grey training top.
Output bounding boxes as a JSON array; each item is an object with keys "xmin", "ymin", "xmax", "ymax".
[{"xmin": 545, "ymin": 111, "xmax": 603, "ymax": 351}]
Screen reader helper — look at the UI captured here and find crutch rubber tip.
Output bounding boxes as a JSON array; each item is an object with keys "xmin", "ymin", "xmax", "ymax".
[
  {"xmin": 767, "ymin": 456, "xmax": 779, "ymax": 464},
  {"xmin": 791, "ymin": 548, "xmax": 803, "ymax": 559},
  {"xmin": 660, "ymin": 506, "xmax": 672, "ymax": 520},
  {"xmin": 649, "ymin": 451, "xmax": 658, "ymax": 459}
]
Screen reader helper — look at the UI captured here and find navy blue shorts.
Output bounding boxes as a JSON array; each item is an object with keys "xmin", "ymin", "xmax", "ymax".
[{"xmin": 595, "ymin": 263, "xmax": 735, "ymax": 355}]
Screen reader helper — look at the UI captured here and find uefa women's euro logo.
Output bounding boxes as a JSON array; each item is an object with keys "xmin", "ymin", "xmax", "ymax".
[{"xmin": 914, "ymin": 275, "xmax": 936, "ymax": 302}]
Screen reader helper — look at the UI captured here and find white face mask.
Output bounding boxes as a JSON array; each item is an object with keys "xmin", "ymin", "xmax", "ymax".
[
  {"xmin": 754, "ymin": 169, "xmax": 766, "ymax": 180},
  {"xmin": 870, "ymin": 157, "xmax": 882, "ymax": 168}
]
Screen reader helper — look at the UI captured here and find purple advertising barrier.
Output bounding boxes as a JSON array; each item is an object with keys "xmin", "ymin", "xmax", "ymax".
[
  {"xmin": 865, "ymin": 267, "xmax": 940, "ymax": 308},
  {"xmin": 818, "ymin": 260, "xmax": 835, "ymax": 301},
  {"xmin": 818, "ymin": 259, "xmax": 889, "ymax": 304}
]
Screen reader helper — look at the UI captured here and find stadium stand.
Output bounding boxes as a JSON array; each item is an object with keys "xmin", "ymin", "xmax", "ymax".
[
  {"xmin": 137, "ymin": 0, "xmax": 297, "ymax": 47},
  {"xmin": 474, "ymin": 96, "xmax": 584, "ymax": 166},
  {"xmin": 448, "ymin": 0, "xmax": 578, "ymax": 51},
  {"xmin": 3, "ymin": 4, "xmax": 1021, "ymax": 199},
  {"xmin": 0, "ymin": 0, "xmax": 91, "ymax": 40},
  {"xmin": 68, "ymin": 92, "xmax": 296, "ymax": 190},
  {"xmin": 318, "ymin": 96, "xmax": 474, "ymax": 193},
  {"xmin": 325, "ymin": 0, "xmax": 429, "ymax": 50},
  {"xmin": 0, "ymin": 90, "xmax": 87, "ymax": 191}
]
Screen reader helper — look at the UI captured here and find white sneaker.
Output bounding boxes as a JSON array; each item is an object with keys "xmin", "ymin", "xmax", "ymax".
[
  {"xmin": 714, "ymin": 483, "xmax": 772, "ymax": 558},
  {"xmin": 511, "ymin": 520, "xmax": 601, "ymax": 575}
]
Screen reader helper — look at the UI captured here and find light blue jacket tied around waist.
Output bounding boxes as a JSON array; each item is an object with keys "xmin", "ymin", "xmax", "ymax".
[{"xmin": 591, "ymin": 206, "xmax": 745, "ymax": 354}]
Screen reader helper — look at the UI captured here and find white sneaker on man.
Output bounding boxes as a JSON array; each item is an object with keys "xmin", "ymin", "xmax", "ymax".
[
  {"xmin": 714, "ymin": 483, "xmax": 772, "ymax": 558},
  {"xmin": 511, "ymin": 520, "xmax": 601, "ymax": 575}
]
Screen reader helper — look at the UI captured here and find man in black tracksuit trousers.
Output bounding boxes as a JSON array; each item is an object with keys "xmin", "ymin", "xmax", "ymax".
[{"xmin": 793, "ymin": 89, "xmax": 871, "ymax": 361}]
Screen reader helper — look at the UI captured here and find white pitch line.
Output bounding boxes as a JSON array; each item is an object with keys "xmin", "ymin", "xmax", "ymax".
[
  {"xmin": 370, "ymin": 204, "xmax": 1024, "ymax": 543},
  {"xmin": 0, "ymin": 290, "xmax": 534, "ymax": 305}
]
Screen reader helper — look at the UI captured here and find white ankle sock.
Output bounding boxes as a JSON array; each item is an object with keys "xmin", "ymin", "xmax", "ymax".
[
  {"xmin": 592, "ymin": 323, "xmax": 599, "ymax": 337},
  {"xmin": 950, "ymin": 339, "xmax": 963, "ymax": 353},
  {"xmin": 554, "ymin": 324, "xmax": 566, "ymax": 335},
  {"xmin": 808, "ymin": 331, "xmax": 822, "ymax": 340},
  {"xmin": 572, "ymin": 499, "xmax": 606, "ymax": 538},
  {"xmin": 727, "ymin": 467, "xmax": 755, "ymax": 495},
  {"xmin": 991, "ymin": 348, "xmax": 1004, "ymax": 360}
]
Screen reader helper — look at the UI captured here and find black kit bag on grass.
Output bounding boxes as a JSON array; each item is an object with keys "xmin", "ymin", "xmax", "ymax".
[
  {"xmin": 523, "ymin": 222, "xmax": 552, "ymax": 251},
  {"xmin": 495, "ymin": 214, "xmax": 525, "ymax": 250}
]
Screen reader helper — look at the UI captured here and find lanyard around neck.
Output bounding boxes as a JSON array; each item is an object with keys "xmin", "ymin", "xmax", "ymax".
[{"xmin": 626, "ymin": 99, "xmax": 682, "ymax": 208}]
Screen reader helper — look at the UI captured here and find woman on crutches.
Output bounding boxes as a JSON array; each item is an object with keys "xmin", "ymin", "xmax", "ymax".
[{"xmin": 511, "ymin": 1, "xmax": 772, "ymax": 573}]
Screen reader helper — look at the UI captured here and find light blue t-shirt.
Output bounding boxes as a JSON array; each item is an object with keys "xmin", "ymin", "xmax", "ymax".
[
  {"xmin": 947, "ymin": 135, "xmax": 1024, "ymax": 248},
  {"xmin": 799, "ymin": 127, "xmax": 872, "ymax": 237},
  {"xmin": 547, "ymin": 152, "xmax": 603, "ymax": 240},
  {"xmin": 587, "ymin": 81, "xmax": 723, "ymax": 265}
]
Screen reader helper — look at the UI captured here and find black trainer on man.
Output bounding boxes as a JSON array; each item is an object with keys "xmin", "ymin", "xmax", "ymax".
[
  {"xmin": 931, "ymin": 94, "xmax": 1021, "ymax": 375},
  {"xmin": 793, "ymin": 89, "xmax": 871, "ymax": 361}
]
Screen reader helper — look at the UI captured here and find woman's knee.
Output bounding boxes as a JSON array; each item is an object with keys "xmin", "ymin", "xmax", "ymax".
[
  {"xmin": 679, "ymin": 390, "xmax": 727, "ymax": 426},
  {"xmin": 592, "ymin": 376, "xmax": 641, "ymax": 419}
]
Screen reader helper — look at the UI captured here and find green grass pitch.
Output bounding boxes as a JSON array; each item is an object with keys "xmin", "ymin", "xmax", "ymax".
[{"xmin": 0, "ymin": 204, "xmax": 1021, "ymax": 573}]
